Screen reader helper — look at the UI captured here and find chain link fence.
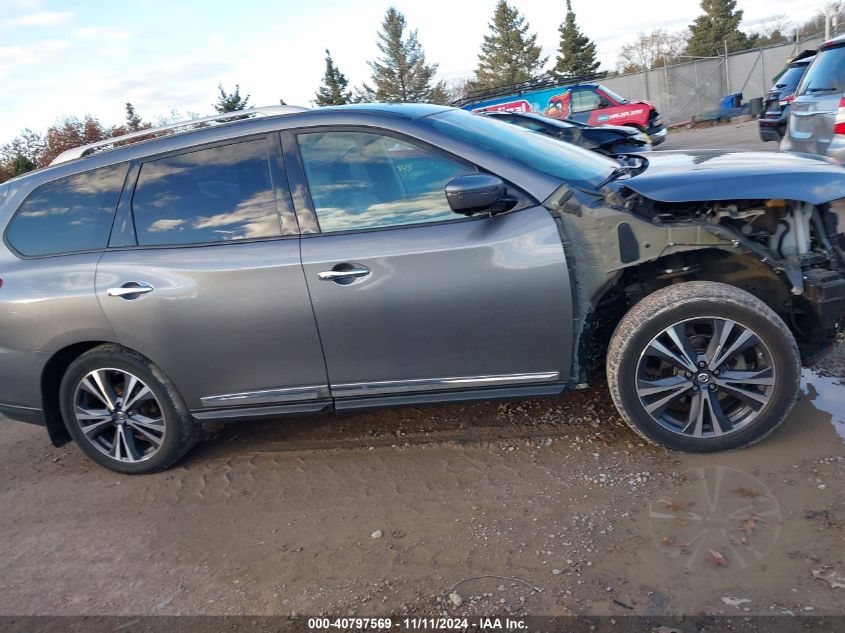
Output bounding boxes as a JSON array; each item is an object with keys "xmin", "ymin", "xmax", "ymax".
[{"xmin": 602, "ymin": 36, "xmax": 826, "ymax": 125}]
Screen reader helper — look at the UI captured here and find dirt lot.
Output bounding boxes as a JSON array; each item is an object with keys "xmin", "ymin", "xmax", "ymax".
[
  {"xmin": 1, "ymin": 123, "xmax": 843, "ymax": 619},
  {"xmin": 659, "ymin": 118, "xmax": 778, "ymax": 152}
]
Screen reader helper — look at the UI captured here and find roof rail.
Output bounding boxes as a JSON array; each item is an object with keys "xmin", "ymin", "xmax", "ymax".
[
  {"xmin": 50, "ymin": 105, "xmax": 309, "ymax": 166},
  {"xmin": 450, "ymin": 72, "xmax": 608, "ymax": 108}
]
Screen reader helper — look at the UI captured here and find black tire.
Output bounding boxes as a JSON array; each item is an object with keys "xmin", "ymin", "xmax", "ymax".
[
  {"xmin": 606, "ymin": 281, "xmax": 800, "ymax": 452},
  {"xmin": 59, "ymin": 344, "xmax": 199, "ymax": 474}
]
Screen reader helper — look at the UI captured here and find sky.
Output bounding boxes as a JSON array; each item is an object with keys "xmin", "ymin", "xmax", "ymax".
[{"xmin": 0, "ymin": 0, "xmax": 831, "ymax": 143}]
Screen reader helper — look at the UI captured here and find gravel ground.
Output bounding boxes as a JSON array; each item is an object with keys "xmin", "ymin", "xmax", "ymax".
[
  {"xmin": 0, "ymin": 121, "xmax": 843, "ymax": 619},
  {"xmin": 658, "ymin": 119, "xmax": 777, "ymax": 152}
]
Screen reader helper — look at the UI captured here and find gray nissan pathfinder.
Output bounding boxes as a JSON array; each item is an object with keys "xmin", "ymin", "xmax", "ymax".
[{"xmin": 1, "ymin": 104, "xmax": 844, "ymax": 473}]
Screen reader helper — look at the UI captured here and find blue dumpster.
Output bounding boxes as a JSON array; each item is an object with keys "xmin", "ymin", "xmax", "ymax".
[{"xmin": 720, "ymin": 93, "xmax": 743, "ymax": 117}]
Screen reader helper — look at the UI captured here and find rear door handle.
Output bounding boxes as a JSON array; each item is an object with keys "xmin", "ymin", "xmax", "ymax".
[
  {"xmin": 106, "ymin": 283, "xmax": 154, "ymax": 298},
  {"xmin": 317, "ymin": 267, "xmax": 371, "ymax": 282}
]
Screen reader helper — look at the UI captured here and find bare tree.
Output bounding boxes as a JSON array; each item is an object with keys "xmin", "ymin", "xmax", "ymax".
[
  {"xmin": 799, "ymin": 2, "xmax": 845, "ymax": 37},
  {"xmin": 617, "ymin": 29, "xmax": 689, "ymax": 74},
  {"xmin": 757, "ymin": 14, "xmax": 792, "ymax": 37}
]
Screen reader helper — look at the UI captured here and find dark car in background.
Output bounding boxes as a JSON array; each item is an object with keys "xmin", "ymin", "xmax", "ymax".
[
  {"xmin": 759, "ymin": 50, "xmax": 816, "ymax": 142},
  {"xmin": 481, "ymin": 110, "xmax": 652, "ymax": 155}
]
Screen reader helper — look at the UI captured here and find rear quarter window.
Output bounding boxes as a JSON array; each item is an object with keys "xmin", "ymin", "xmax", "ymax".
[{"xmin": 5, "ymin": 163, "xmax": 128, "ymax": 257}]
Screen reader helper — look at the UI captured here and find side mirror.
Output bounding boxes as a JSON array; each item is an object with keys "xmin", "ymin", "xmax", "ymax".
[{"xmin": 445, "ymin": 174, "xmax": 514, "ymax": 216}]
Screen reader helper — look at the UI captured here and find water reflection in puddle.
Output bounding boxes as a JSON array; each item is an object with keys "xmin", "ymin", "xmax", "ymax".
[{"xmin": 801, "ymin": 368, "xmax": 845, "ymax": 442}]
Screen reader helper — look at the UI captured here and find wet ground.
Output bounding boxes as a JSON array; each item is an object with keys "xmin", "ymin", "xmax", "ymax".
[{"xmin": 0, "ymin": 122, "xmax": 843, "ymax": 618}]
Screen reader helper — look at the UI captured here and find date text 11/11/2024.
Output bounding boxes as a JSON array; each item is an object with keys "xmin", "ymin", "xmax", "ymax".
[{"xmin": 306, "ymin": 617, "xmax": 527, "ymax": 630}]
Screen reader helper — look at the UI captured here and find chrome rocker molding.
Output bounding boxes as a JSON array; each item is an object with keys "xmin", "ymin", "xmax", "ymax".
[
  {"xmin": 200, "ymin": 372, "xmax": 560, "ymax": 408},
  {"xmin": 200, "ymin": 384, "xmax": 331, "ymax": 407},
  {"xmin": 331, "ymin": 372, "xmax": 561, "ymax": 398}
]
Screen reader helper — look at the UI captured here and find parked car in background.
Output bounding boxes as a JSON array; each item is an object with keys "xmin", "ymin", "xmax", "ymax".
[
  {"xmin": 782, "ymin": 34, "xmax": 845, "ymax": 159},
  {"xmin": 481, "ymin": 110, "xmax": 652, "ymax": 155},
  {"xmin": 455, "ymin": 77, "xmax": 667, "ymax": 145},
  {"xmin": 759, "ymin": 50, "xmax": 815, "ymax": 142},
  {"xmin": 1, "ymin": 105, "xmax": 844, "ymax": 473}
]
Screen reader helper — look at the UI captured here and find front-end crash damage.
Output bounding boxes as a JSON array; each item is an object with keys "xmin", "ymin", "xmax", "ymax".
[{"xmin": 544, "ymin": 162, "xmax": 845, "ymax": 383}]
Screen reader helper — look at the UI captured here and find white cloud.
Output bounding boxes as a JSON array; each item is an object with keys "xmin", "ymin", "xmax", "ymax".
[
  {"xmin": 6, "ymin": 11, "xmax": 72, "ymax": 27},
  {"xmin": 0, "ymin": 0, "xmax": 833, "ymax": 143}
]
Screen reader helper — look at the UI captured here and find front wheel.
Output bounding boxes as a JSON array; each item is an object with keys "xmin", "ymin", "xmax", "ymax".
[{"xmin": 606, "ymin": 281, "xmax": 800, "ymax": 452}]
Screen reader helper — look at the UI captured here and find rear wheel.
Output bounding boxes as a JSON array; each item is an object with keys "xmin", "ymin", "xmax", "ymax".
[
  {"xmin": 607, "ymin": 282, "xmax": 800, "ymax": 452},
  {"xmin": 59, "ymin": 344, "xmax": 199, "ymax": 474}
]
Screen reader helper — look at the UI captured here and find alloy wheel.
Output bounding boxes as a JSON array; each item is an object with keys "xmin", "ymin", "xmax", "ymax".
[
  {"xmin": 72, "ymin": 368, "xmax": 167, "ymax": 463},
  {"xmin": 635, "ymin": 317, "xmax": 776, "ymax": 438}
]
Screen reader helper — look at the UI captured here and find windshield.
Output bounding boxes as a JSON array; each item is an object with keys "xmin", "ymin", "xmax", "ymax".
[
  {"xmin": 600, "ymin": 85, "xmax": 629, "ymax": 104},
  {"xmin": 798, "ymin": 46, "xmax": 845, "ymax": 94},
  {"xmin": 427, "ymin": 110, "xmax": 616, "ymax": 188}
]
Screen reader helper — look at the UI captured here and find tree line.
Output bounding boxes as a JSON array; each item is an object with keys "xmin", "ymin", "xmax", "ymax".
[
  {"xmin": 0, "ymin": 85, "xmax": 251, "ymax": 183},
  {"xmin": 2, "ymin": 0, "xmax": 838, "ymax": 183},
  {"xmin": 617, "ymin": 1, "xmax": 842, "ymax": 74}
]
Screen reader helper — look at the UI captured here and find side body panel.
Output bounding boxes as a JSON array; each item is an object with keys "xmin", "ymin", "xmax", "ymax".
[
  {"xmin": 298, "ymin": 206, "xmax": 574, "ymax": 394},
  {"xmin": 0, "ymin": 252, "xmax": 115, "ymax": 413},
  {"xmin": 96, "ymin": 241, "xmax": 329, "ymax": 410}
]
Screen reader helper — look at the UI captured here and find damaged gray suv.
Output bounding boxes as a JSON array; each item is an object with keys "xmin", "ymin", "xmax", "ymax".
[{"xmin": 1, "ymin": 104, "xmax": 844, "ymax": 473}]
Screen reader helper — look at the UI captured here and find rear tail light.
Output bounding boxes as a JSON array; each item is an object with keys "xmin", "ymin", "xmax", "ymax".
[
  {"xmin": 834, "ymin": 98, "xmax": 845, "ymax": 135},
  {"xmin": 778, "ymin": 94, "xmax": 795, "ymax": 106}
]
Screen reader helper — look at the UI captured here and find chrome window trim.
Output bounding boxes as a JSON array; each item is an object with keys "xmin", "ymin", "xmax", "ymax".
[
  {"xmin": 332, "ymin": 372, "xmax": 560, "ymax": 398},
  {"xmin": 200, "ymin": 385, "xmax": 330, "ymax": 407}
]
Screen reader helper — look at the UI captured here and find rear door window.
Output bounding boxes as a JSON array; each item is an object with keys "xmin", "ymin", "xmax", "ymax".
[
  {"xmin": 132, "ymin": 138, "xmax": 281, "ymax": 246},
  {"xmin": 5, "ymin": 163, "xmax": 128, "ymax": 257}
]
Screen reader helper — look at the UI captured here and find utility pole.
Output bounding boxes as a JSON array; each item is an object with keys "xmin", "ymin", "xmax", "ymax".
[
  {"xmin": 826, "ymin": 7, "xmax": 831, "ymax": 40},
  {"xmin": 724, "ymin": 40, "xmax": 730, "ymax": 94}
]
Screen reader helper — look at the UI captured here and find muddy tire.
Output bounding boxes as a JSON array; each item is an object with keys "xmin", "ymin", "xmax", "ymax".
[
  {"xmin": 59, "ymin": 344, "xmax": 199, "ymax": 474},
  {"xmin": 607, "ymin": 281, "xmax": 800, "ymax": 452}
]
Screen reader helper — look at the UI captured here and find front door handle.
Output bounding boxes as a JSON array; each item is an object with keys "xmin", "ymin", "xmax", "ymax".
[
  {"xmin": 317, "ymin": 266, "xmax": 371, "ymax": 282},
  {"xmin": 106, "ymin": 283, "xmax": 154, "ymax": 298}
]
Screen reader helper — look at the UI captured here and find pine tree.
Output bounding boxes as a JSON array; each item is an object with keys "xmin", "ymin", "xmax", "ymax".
[
  {"xmin": 213, "ymin": 84, "xmax": 251, "ymax": 113},
  {"xmin": 315, "ymin": 50, "xmax": 353, "ymax": 106},
  {"xmin": 553, "ymin": 0, "xmax": 600, "ymax": 78},
  {"xmin": 473, "ymin": 0, "xmax": 546, "ymax": 90},
  {"xmin": 685, "ymin": 0, "xmax": 750, "ymax": 57},
  {"xmin": 125, "ymin": 102, "xmax": 143, "ymax": 131},
  {"xmin": 10, "ymin": 154, "xmax": 36, "ymax": 177},
  {"xmin": 365, "ymin": 7, "xmax": 445, "ymax": 103}
]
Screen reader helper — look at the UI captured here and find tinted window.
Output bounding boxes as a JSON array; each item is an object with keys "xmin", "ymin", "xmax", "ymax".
[
  {"xmin": 504, "ymin": 116, "xmax": 548, "ymax": 132},
  {"xmin": 6, "ymin": 163, "xmax": 127, "ymax": 256},
  {"xmin": 427, "ymin": 109, "xmax": 615, "ymax": 188},
  {"xmin": 132, "ymin": 138, "xmax": 280, "ymax": 246},
  {"xmin": 799, "ymin": 46, "xmax": 845, "ymax": 95},
  {"xmin": 297, "ymin": 131, "xmax": 473, "ymax": 233},
  {"xmin": 775, "ymin": 64, "xmax": 809, "ymax": 90}
]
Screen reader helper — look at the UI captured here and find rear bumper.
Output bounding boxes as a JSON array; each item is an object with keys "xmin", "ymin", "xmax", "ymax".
[
  {"xmin": 758, "ymin": 117, "xmax": 785, "ymax": 142},
  {"xmin": 647, "ymin": 124, "xmax": 667, "ymax": 146}
]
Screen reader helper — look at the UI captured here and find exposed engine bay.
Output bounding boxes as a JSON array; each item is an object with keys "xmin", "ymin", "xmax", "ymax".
[{"xmin": 544, "ymin": 175, "xmax": 845, "ymax": 378}]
